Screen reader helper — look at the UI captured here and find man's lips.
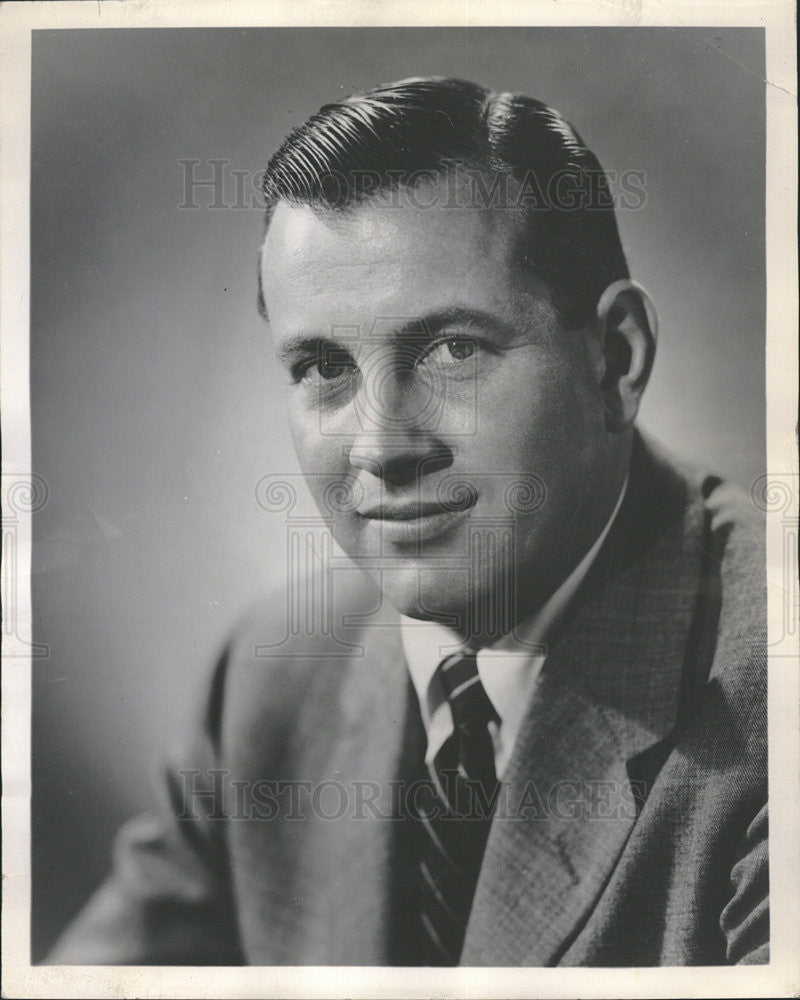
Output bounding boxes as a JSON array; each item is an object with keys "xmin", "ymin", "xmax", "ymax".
[
  {"xmin": 356, "ymin": 497, "xmax": 477, "ymax": 520},
  {"xmin": 354, "ymin": 496, "xmax": 478, "ymax": 543}
]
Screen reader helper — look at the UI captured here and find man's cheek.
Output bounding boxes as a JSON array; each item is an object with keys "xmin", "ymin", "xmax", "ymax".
[
  {"xmin": 287, "ymin": 407, "xmax": 315, "ymax": 455},
  {"xmin": 289, "ymin": 415, "xmax": 335, "ymax": 473}
]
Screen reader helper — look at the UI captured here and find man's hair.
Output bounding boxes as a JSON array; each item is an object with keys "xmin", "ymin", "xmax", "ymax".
[{"xmin": 261, "ymin": 76, "xmax": 629, "ymax": 327}]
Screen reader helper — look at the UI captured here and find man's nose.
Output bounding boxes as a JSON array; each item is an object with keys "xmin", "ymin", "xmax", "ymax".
[{"xmin": 346, "ymin": 368, "xmax": 453, "ymax": 485}]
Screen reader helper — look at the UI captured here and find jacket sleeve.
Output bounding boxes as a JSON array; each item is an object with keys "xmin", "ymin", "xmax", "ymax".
[
  {"xmin": 719, "ymin": 802, "xmax": 769, "ymax": 964},
  {"xmin": 45, "ymin": 645, "xmax": 244, "ymax": 965}
]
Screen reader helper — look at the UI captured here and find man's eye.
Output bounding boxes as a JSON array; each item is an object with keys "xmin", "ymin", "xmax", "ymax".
[
  {"xmin": 443, "ymin": 338, "xmax": 476, "ymax": 362},
  {"xmin": 316, "ymin": 359, "xmax": 353, "ymax": 380},
  {"xmin": 422, "ymin": 337, "xmax": 478, "ymax": 366},
  {"xmin": 297, "ymin": 351, "xmax": 357, "ymax": 384}
]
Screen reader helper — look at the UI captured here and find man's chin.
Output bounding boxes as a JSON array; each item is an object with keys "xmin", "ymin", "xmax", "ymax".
[
  {"xmin": 365, "ymin": 565, "xmax": 470, "ymax": 627},
  {"xmin": 365, "ymin": 565, "xmax": 521, "ymax": 639}
]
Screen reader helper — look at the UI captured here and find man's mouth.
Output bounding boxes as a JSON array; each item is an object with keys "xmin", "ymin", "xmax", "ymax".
[{"xmin": 355, "ymin": 497, "xmax": 478, "ymax": 543}]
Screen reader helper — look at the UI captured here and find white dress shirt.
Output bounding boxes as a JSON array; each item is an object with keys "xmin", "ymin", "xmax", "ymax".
[{"xmin": 401, "ymin": 480, "xmax": 628, "ymax": 778}]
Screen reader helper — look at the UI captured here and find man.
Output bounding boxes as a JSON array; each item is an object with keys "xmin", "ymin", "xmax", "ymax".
[{"xmin": 49, "ymin": 77, "xmax": 767, "ymax": 966}]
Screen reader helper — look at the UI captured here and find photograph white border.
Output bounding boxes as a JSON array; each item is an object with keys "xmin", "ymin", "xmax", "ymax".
[{"xmin": 2, "ymin": 1, "xmax": 797, "ymax": 997}]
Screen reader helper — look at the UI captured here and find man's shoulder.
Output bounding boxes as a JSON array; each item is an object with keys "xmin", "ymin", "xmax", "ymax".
[
  {"xmin": 227, "ymin": 566, "xmax": 389, "ymax": 661},
  {"xmin": 703, "ymin": 475, "xmax": 766, "ymax": 722},
  {"xmin": 659, "ymin": 443, "xmax": 767, "ymax": 729},
  {"xmin": 212, "ymin": 567, "xmax": 393, "ymax": 736},
  {"xmin": 639, "ymin": 432, "xmax": 765, "ymax": 601},
  {"xmin": 703, "ymin": 473, "xmax": 766, "ymax": 605},
  {"xmin": 663, "ymin": 442, "xmax": 766, "ymax": 626},
  {"xmin": 629, "ymin": 435, "xmax": 766, "ymax": 764},
  {"xmin": 631, "ymin": 431, "xmax": 766, "ymax": 676}
]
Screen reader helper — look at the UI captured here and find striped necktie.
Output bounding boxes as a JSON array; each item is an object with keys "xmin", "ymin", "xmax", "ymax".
[{"xmin": 414, "ymin": 649, "xmax": 500, "ymax": 965}]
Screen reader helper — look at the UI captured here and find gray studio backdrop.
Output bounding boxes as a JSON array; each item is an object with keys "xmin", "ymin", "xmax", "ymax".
[{"xmin": 30, "ymin": 27, "xmax": 765, "ymax": 959}]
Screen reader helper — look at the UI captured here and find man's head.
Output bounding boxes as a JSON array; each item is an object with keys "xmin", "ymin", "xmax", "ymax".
[{"xmin": 258, "ymin": 77, "xmax": 656, "ymax": 641}]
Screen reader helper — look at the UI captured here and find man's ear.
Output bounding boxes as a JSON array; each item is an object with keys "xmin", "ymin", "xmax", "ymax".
[{"xmin": 594, "ymin": 279, "xmax": 658, "ymax": 433}]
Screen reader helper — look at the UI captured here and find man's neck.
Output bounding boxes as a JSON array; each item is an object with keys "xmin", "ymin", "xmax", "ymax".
[{"xmin": 422, "ymin": 470, "xmax": 630, "ymax": 650}]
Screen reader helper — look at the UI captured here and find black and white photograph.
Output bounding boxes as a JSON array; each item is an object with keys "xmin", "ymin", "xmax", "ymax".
[{"xmin": 1, "ymin": 2, "xmax": 798, "ymax": 998}]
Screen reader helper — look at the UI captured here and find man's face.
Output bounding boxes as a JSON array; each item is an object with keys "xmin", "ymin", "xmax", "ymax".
[{"xmin": 260, "ymin": 180, "xmax": 614, "ymax": 638}]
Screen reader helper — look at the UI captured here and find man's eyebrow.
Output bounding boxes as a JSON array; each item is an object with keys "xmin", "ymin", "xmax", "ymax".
[
  {"xmin": 275, "ymin": 335, "xmax": 343, "ymax": 365},
  {"xmin": 394, "ymin": 307, "xmax": 518, "ymax": 341}
]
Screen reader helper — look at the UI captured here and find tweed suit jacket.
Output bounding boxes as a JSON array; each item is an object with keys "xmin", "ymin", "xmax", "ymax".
[{"xmin": 50, "ymin": 433, "xmax": 768, "ymax": 966}]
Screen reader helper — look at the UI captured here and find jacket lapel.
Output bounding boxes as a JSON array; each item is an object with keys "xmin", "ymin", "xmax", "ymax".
[
  {"xmin": 461, "ymin": 435, "xmax": 709, "ymax": 965},
  {"xmin": 318, "ymin": 597, "xmax": 412, "ymax": 964}
]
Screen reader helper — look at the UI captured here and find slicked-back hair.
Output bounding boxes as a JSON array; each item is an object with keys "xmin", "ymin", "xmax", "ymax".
[{"xmin": 260, "ymin": 76, "xmax": 630, "ymax": 327}]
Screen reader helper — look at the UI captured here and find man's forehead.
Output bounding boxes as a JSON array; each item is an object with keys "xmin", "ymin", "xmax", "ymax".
[
  {"xmin": 258, "ymin": 188, "xmax": 548, "ymax": 333},
  {"xmin": 262, "ymin": 182, "xmax": 526, "ymax": 271}
]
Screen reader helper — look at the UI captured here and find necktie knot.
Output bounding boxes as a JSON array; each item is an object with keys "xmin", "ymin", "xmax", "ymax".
[{"xmin": 437, "ymin": 650, "xmax": 499, "ymax": 732}]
